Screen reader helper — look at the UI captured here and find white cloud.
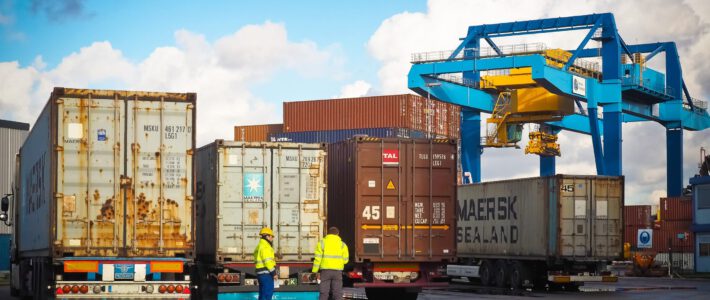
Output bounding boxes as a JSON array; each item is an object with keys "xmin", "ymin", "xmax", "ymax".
[
  {"xmin": 337, "ymin": 80, "xmax": 372, "ymax": 98},
  {"xmin": 368, "ymin": 0, "xmax": 710, "ymax": 204},
  {"xmin": 0, "ymin": 22, "xmax": 344, "ymax": 145}
]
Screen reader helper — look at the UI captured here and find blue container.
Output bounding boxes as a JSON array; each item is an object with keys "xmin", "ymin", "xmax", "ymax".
[
  {"xmin": 268, "ymin": 128, "xmax": 430, "ymax": 143},
  {"xmin": 0, "ymin": 234, "xmax": 10, "ymax": 271}
]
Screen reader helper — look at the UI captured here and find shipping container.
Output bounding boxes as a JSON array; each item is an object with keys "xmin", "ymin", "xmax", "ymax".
[
  {"xmin": 234, "ymin": 124, "xmax": 283, "ymax": 142},
  {"xmin": 624, "ymin": 205, "xmax": 652, "ymax": 227},
  {"xmin": 327, "ymin": 137, "xmax": 457, "ymax": 299},
  {"xmin": 660, "ymin": 197, "xmax": 693, "ymax": 221},
  {"xmin": 269, "ymin": 127, "xmax": 430, "ymax": 143},
  {"xmin": 0, "ymin": 120, "xmax": 28, "ymax": 235},
  {"xmin": 453, "ymin": 175, "xmax": 623, "ymax": 289},
  {"xmin": 8, "ymin": 88, "xmax": 196, "ymax": 299},
  {"xmin": 283, "ymin": 94, "xmax": 461, "ymax": 138},
  {"xmin": 194, "ymin": 140, "xmax": 326, "ymax": 296}
]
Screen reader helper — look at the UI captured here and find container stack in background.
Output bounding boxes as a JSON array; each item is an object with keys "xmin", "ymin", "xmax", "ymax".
[
  {"xmin": 234, "ymin": 94, "xmax": 461, "ymax": 143},
  {"xmin": 623, "ymin": 197, "xmax": 695, "ymax": 273}
]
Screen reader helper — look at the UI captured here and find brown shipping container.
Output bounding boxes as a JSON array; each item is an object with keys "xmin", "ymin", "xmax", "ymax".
[
  {"xmin": 660, "ymin": 197, "xmax": 692, "ymax": 221},
  {"xmin": 327, "ymin": 138, "xmax": 457, "ymax": 263},
  {"xmin": 283, "ymin": 94, "xmax": 461, "ymax": 138},
  {"xmin": 234, "ymin": 124, "xmax": 283, "ymax": 142},
  {"xmin": 623, "ymin": 221, "xmax": 694, "ymax": 252},
  {"xmin": 624, "ymin": 205, "xmax": 652, "ymax": 227}
]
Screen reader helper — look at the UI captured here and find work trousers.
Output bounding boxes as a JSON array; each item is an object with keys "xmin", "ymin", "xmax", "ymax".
[
  {"xmin": 257, "ymin": 273, "xmax": 274, "ymax": 300},
  {"xmin": 319, "ymin": 269, "xmax": 343, "ymax": 300}
]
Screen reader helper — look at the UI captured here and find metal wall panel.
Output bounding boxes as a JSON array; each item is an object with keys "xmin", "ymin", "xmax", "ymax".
[
  {"xmin": 195, "ymin": 141, "xmax": 326, "ymax": 264},
  {"xmin": 0, "ymin": 124, "xmax": 28, "ymax": 235},
  {"xmin": 660, "ymin": 197, "xmax": 692, "ymax": 221}
]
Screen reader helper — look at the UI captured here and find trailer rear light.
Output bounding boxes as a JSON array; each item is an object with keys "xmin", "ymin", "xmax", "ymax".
[
  {"xmin": 217, "ymin": 274, "xmax": 226, "ymax": 282},
  {"xmin": 142, "ymin": 284, "xmax": 155, "ymax": 293},
  {"xmin": 71, "ymin": 285, "xmax": 79, "ymax": 293},
  {"xmin": 167, "ymin": 284, "xmax": 175, "ymax": 293},
  {"xmin": 225, "ymin": 274, "xmax": 234, "ymax": 282},
  {"xmin": 183, "ymin": 286, "xmax": 191, "ymax": 294},
  {"xmin": 158, "ymin": 285, "xmax": 167, "ymax": 293},
  {"xmin": 62, "ymin": 285, "xmax": 71, "ymax": 293},
  {"xmin": 176, "ymin": 285, "xmax": 184, "ymax": 293},
  {"xmin": 56, "ymin": 287, "xmax": 64, "ymax": 295},
  {"xmin": 347, "ymin": 271, "xmax": 363, "ymax": 279},
  {"xmin": 80, "ymin": 285, "xmax": 88, "ymax": 294},
  {"xmin": 93, "ymin": 285, "xmax": 102, "ymax": 294}
]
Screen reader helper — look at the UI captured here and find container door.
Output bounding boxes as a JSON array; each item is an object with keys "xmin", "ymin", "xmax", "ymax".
[
  {"xmin": 591, "ymin": 178, "xmax": 622, "ymax": 258},
  {"xmin": 125, "ymin": 99, "xmax": 194, "ymax": 257},
  {"xmin": 408, "ymin": 142, "xmax": 456, "ymax": 259},
  {"xmin": 217, "ymin": 146, "xmax": 271, "ymax": 261},
  {"xmin": 272, "ymin": 147, "xmax": 325, "ymax": 261},
  {"xmin": 559, "ymin": 177, "xmax": 591, "ymax": 257},
  {"xmin": 356, "ymin": 142, "xmax": 404, "ymax": 260},
  {"xmin": 56, "ymin": 97, "xmax": 124, "ymax": 256}
]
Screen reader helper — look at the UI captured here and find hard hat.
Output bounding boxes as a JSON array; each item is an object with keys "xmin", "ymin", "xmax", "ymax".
[{"xmin": 260, "ymin": 227, "xmax": 274, "ymax": 236}]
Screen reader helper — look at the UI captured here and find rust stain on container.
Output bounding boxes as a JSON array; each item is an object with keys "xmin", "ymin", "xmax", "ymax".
[
  {"xmin": 327, "ymin": 138, "xmax": 458, "ymax": 263},
  {"xmin": 284, "ymin": 94, "xmax": 461, "ymax": 138}
]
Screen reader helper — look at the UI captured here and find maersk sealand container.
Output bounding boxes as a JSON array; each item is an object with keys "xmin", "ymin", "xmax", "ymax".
[
  {"xmin": 194, "ymin": 140, "xmax": 326, "ymax": 299},
  {"xmin": 6, "ymin": 88, "xmax": 196, "ymax": 299},
  {"xmin": 450, "ymin": 175, "xmax": 623, "ymax": 290}
]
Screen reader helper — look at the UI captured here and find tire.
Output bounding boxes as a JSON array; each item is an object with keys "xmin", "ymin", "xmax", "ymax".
[
  {"xmin": 195, "ymin": 264, "xmax": 217, "ymax": 300},
  {"xmin": 494, "ymin": 260, "xmax": 509, "ymax": 289},
  {"xmin": 509, "ymin": 261, "xmax": 531, "ymax": 290},
  {"xmin": 479, "ymin": 260, "xmax": 495, "ymax": 287}
]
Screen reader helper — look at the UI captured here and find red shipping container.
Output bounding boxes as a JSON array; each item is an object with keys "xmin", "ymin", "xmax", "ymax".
[
  {"xmin": 652, "ymin": 224, "xmax": 695, "ymax": 253},
  {"xmin": 624, "ymin": 205, "xmax": 652, "ymax": 227},
  {"xmin": 660, "ymin": 197, "xmax": 692, "ymax": 221},
  {"xmin": 234, "ymin": 124, "xmax": 283, "ymax": 142},
  {"xmin": 283, "ymin": 94, "xmax": 461, "ymax": 138}
]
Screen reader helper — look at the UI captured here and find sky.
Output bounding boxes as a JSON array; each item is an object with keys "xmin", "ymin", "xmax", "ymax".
[{"xmin": 1, "ymin": 0, "xmax": 709, "ymax": 205}]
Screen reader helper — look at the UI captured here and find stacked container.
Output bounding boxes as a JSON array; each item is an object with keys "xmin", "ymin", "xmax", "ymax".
[
  {"xmin": 234, "ymin": 124, "xmax": 283, "ymax": 142},
  {"xmin": 623, "ymin": 205, "xmax": 653, "ymax": 249},
  {"xmin": 280, "ymin": 94, "xmax": 461, "ymax": 142}
]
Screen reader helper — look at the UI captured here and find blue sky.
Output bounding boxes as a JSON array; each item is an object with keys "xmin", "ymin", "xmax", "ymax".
[
  {"xmin": 1, "ymin": 0, "xmax": 709, "ymax": 205},
  {"xmin": 1, "ymin": 0, "xmax": 425, "ymax": 102}
]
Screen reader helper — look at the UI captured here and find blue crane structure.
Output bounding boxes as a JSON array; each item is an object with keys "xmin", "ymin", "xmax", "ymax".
[{"xmin": 408, "ymin": 13, "xmax": 710, "ymax": 196}]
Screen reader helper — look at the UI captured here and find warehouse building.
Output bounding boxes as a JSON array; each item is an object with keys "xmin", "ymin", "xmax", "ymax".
[{"xmin": 0, "ymin": 119, "xmax": 29, "ymax": 271}]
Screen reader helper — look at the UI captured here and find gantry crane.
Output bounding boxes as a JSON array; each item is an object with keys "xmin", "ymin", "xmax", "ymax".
[{"xmin": 408, "ymin": 13, "xmax": 710, "ymax": 196}]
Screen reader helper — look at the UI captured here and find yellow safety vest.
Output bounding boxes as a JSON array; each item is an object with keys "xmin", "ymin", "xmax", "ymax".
[
  {"xmin": 312, "ymin": 234, "xmax": 349, "ymax": 272},
  {"xmin": 254, "ymin": 238, "xmax": 276, "ymax": 275}
]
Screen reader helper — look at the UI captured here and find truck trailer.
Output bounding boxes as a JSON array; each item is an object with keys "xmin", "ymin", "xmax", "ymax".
[
  {"xmin": 448, "ymin": 175, "xmax": 622, "ymax": 290},
  {"xmin": 327, "ymin": 137, "xmax": 457, "ymax": 300},
  {"xmin": 194, "ymin": 140, "xmax": 326, "ymax": 299},
  {"xmin": 4, "ymin": 88, "xmax": 196, "ymax": 299}
]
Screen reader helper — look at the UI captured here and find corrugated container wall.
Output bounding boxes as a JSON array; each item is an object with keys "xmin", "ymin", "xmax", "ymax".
[
  {"xmin": 624, "ymin": 205, "xmax": 652, "ymax": 227},
  {"xmin": 456, "ymin": 175, "xmax": 624, "ymax": 261},
  {"xmin": 234, "ymin": 124, "xmax": 283, "ymax": 142},
  {"xmin": 283, "ymin": 94, "xmax": 461, "ymax": 138},
  {"xmin": 660, "ymin": 197, "xmax": 692, "ymax": 221},
  {"xmin": 17, "ymin": 88, "xmax": 196, "ymax": 259},
  {"xmin": 195, "ymin": 140, "xmax": 326, "ymax": 264},
  {"xmin": 0, "ymin": 120, "xmax": 29, "ymax": 235},
  {"xmin": 269, "ymin": 128, "xmax": 431, "ymax": 143},
  {"xmin": 327, "ymin": 138, "xmax": 458, "ymax": 263}
]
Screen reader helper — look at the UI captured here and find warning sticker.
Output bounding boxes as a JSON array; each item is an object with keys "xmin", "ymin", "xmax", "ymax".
[{"xmin": 386, "ymin": 180, "xmax": 396, "ymax": 190}]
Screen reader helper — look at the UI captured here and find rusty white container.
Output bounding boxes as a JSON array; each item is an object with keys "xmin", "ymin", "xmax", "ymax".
[{"xmin": 17, "ymin": 87, "xmax": 196, "ymax": 259}]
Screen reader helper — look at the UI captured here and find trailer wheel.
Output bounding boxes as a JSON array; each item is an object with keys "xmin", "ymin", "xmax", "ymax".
[
  {"xmin": 510, "ymin": 261, "xmax": 530, "ymax": 290},
  {"xmin": 494, "ymin": 260, "xmax": 509, "ymax": 288},
  {"xmin": 479, "ymin": 260, "xmax": 495, "ymax": 287}
]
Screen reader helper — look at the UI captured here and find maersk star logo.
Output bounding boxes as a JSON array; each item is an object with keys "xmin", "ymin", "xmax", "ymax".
[
  {"xmin": 243, "ymin": 173, "xmax": 265, "ymax": 201},
  {"xmin": 247, "ymin": 176, "xmax": 262, "ymax": 193}
]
